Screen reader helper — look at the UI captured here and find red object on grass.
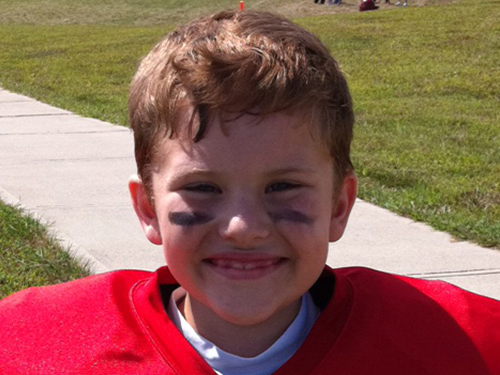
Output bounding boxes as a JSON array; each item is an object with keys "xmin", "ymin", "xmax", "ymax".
[{"xmin": 359, "ymin": 0, "xmax": 379, "ymax": 11}]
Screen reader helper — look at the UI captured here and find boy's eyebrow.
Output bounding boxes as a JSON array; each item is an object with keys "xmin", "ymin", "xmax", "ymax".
[
  {"xmin": 166, "ymin": 168, "xmax": 222, "ymax": 184},
  {"xmin": 265, "ymin": 167, "xmax": 318, "ymax": 176},
  {"xmin": 170, "ymin": 168, "xmax": 218, "ymax": 177},
  {"xmin": 166, "ymin": 167, "xmax": 319, "ymax": 182}
]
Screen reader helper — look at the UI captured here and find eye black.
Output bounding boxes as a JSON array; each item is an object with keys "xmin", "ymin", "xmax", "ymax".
[
  {"xmin": 185, "ymin": 184, "xmax": 221, "ymax": 193},
  {"xmin": 266, "ymin": 182, "xmax": 299, "ymax": 193},
  {"xmin": 169, "ymin": 212, "xmax": 214, "ymax": 226}
]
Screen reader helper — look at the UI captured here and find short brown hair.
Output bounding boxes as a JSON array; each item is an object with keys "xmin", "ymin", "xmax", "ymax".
[{"xmin": 129, "ymin": 10, "xmax": 354, "ymax": 194}]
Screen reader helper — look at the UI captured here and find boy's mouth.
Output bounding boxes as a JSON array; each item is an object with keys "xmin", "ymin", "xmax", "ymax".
[
  {"xmin": 204, "ymin": 256, "xmax": 285, "ymax": 280},
  {"xmin": 209, "ymin": 258, "xmax": 280, "ymax": 270}
]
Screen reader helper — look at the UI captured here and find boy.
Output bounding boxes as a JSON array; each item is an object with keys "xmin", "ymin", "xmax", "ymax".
[{"xmin": 0, "ymin": 9, "xmax": 499, "ymax": 375}]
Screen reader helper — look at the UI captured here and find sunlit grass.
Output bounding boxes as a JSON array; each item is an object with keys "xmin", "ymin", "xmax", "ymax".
[
  {"xmin": 298, "ymin": 1, "xmax": 500, "ymax": 247},
  {"xmin": 0, "ymin": 202, "xmax": 90, "ymax": 298}
]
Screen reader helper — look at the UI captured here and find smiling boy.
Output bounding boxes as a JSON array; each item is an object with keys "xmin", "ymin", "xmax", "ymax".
[
  {"xmin": 129, "ymin": 109, "xmax": 356, "ymax": 358},
  {"xmin": 126, "ymin": 9, "xmax": 356, "ymax": 361},
  {"xmin": 0, "ymin": 9, "xmax": 499, "ymax": 375}
]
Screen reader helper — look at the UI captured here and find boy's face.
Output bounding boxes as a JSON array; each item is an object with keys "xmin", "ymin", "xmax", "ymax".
[{"xmin": 130, "ymin": 110, "xmax": 356, "ymax": 332}]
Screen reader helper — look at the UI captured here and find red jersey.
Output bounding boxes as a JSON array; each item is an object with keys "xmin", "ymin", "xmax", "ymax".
[{"xmin": 0, "ymin": 266, "xmax": 499, "ymax": 374}]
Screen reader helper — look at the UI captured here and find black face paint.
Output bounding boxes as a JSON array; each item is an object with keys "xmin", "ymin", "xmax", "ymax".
[
  {"xmin": 169, "ymin": 212, "xmax": 214, "ymax": 227},
  {"xmin": 268, "ymin": 209, "xmax": 314, "ymax": 225}
]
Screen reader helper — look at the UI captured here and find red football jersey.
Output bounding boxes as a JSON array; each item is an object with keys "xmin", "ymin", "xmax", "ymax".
[{"xmin": 0, "ymin": 266, "xmax": 499, "ymax": 374}]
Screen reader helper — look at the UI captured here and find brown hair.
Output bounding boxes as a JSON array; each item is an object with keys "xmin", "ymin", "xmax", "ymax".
[{"xmin": 129, "ymin": 10, "xmax": 354, "ymax": 194}]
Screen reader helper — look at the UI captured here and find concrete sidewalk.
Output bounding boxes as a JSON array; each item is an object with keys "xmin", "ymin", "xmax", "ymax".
[{"xmin": 1, "ymin": 88, "xmax": 499, "ymax": 300}]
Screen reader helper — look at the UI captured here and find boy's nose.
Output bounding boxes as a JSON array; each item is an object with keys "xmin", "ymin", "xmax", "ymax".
[{"xmin": 218, "ymin": 197, "xmax": 270, "ymax": 247}]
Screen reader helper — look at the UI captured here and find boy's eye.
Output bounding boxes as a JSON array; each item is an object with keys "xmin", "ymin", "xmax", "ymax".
[
  {"xmin": 266, "ymin": 182, "xmax": 301, "ymax": 193},
  {"xmin": 184, "ymin": 183, "xmax": 221, "ymax": 194}
]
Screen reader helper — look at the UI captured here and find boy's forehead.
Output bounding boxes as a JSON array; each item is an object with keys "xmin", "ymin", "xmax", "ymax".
[
  {"xmin": 152, "ymin": 106, "xmax": 330, "ymax": 167},
  {"xmin": 171, "ymin": 105, "xmax": 324, "ymax": 144}
]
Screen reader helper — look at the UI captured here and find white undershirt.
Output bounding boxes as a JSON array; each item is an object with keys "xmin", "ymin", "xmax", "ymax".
[{"xmin": 167, "ymin": 290, "xmax": 320, "ymax": 375}]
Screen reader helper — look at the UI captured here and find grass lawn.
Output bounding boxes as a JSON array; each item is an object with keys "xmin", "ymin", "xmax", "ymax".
[
  {"xmin": 0, "ymin": 0, "xmax": 452, "ymax": 26},
  {"xmin": 0, "ymin": 0, "xmax": 498, "ymax": 294},
  {"xmin": 0, "ymin": 202, "xmax": 90, "ymax": 299},
  {"xmin": 301, "ymin": 0, "xmax": 500, "ymax": 247}
]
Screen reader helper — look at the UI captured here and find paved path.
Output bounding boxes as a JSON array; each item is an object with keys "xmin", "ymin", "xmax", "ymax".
[{"xmin": 1, "ymin": 88, "xmax": 499, "ymax": 300}]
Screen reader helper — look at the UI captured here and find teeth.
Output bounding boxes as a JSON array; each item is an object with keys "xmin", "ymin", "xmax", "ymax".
[{"xmin": 211, "ymin": 259, "xmax": 277, "ymax": 270}]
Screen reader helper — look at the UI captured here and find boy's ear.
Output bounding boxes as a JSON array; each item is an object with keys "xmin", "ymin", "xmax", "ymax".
[
  {"xmin": 128, "ymin": 175, "xmax": 162, "ymax": 245},
  {"xmin": 329, "ymin": 172, "xmax": 357, "ymax": 242}
]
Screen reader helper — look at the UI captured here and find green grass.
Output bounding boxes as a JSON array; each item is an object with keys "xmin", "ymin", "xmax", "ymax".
[
  {"xmin": 0, "ymin": 0, "xmax": 233, "ymax": 26},
  {"xmin": 0, "ymin": 25, "xmax": 163, "ymax": 125},
  {"xmin": 300, "ymin": 0, "xmax": 500, "ymax": 247},
  {"xmin": 0, "ymin": 0, "xmax": 374, "ymax": 26},
  {"xmin": 0, "ymin": 201, "xmax": 90, "ymax": 299},
  {"xmin": 0, "ymin": 0, "xmax": 498, "ymax": 295}
]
